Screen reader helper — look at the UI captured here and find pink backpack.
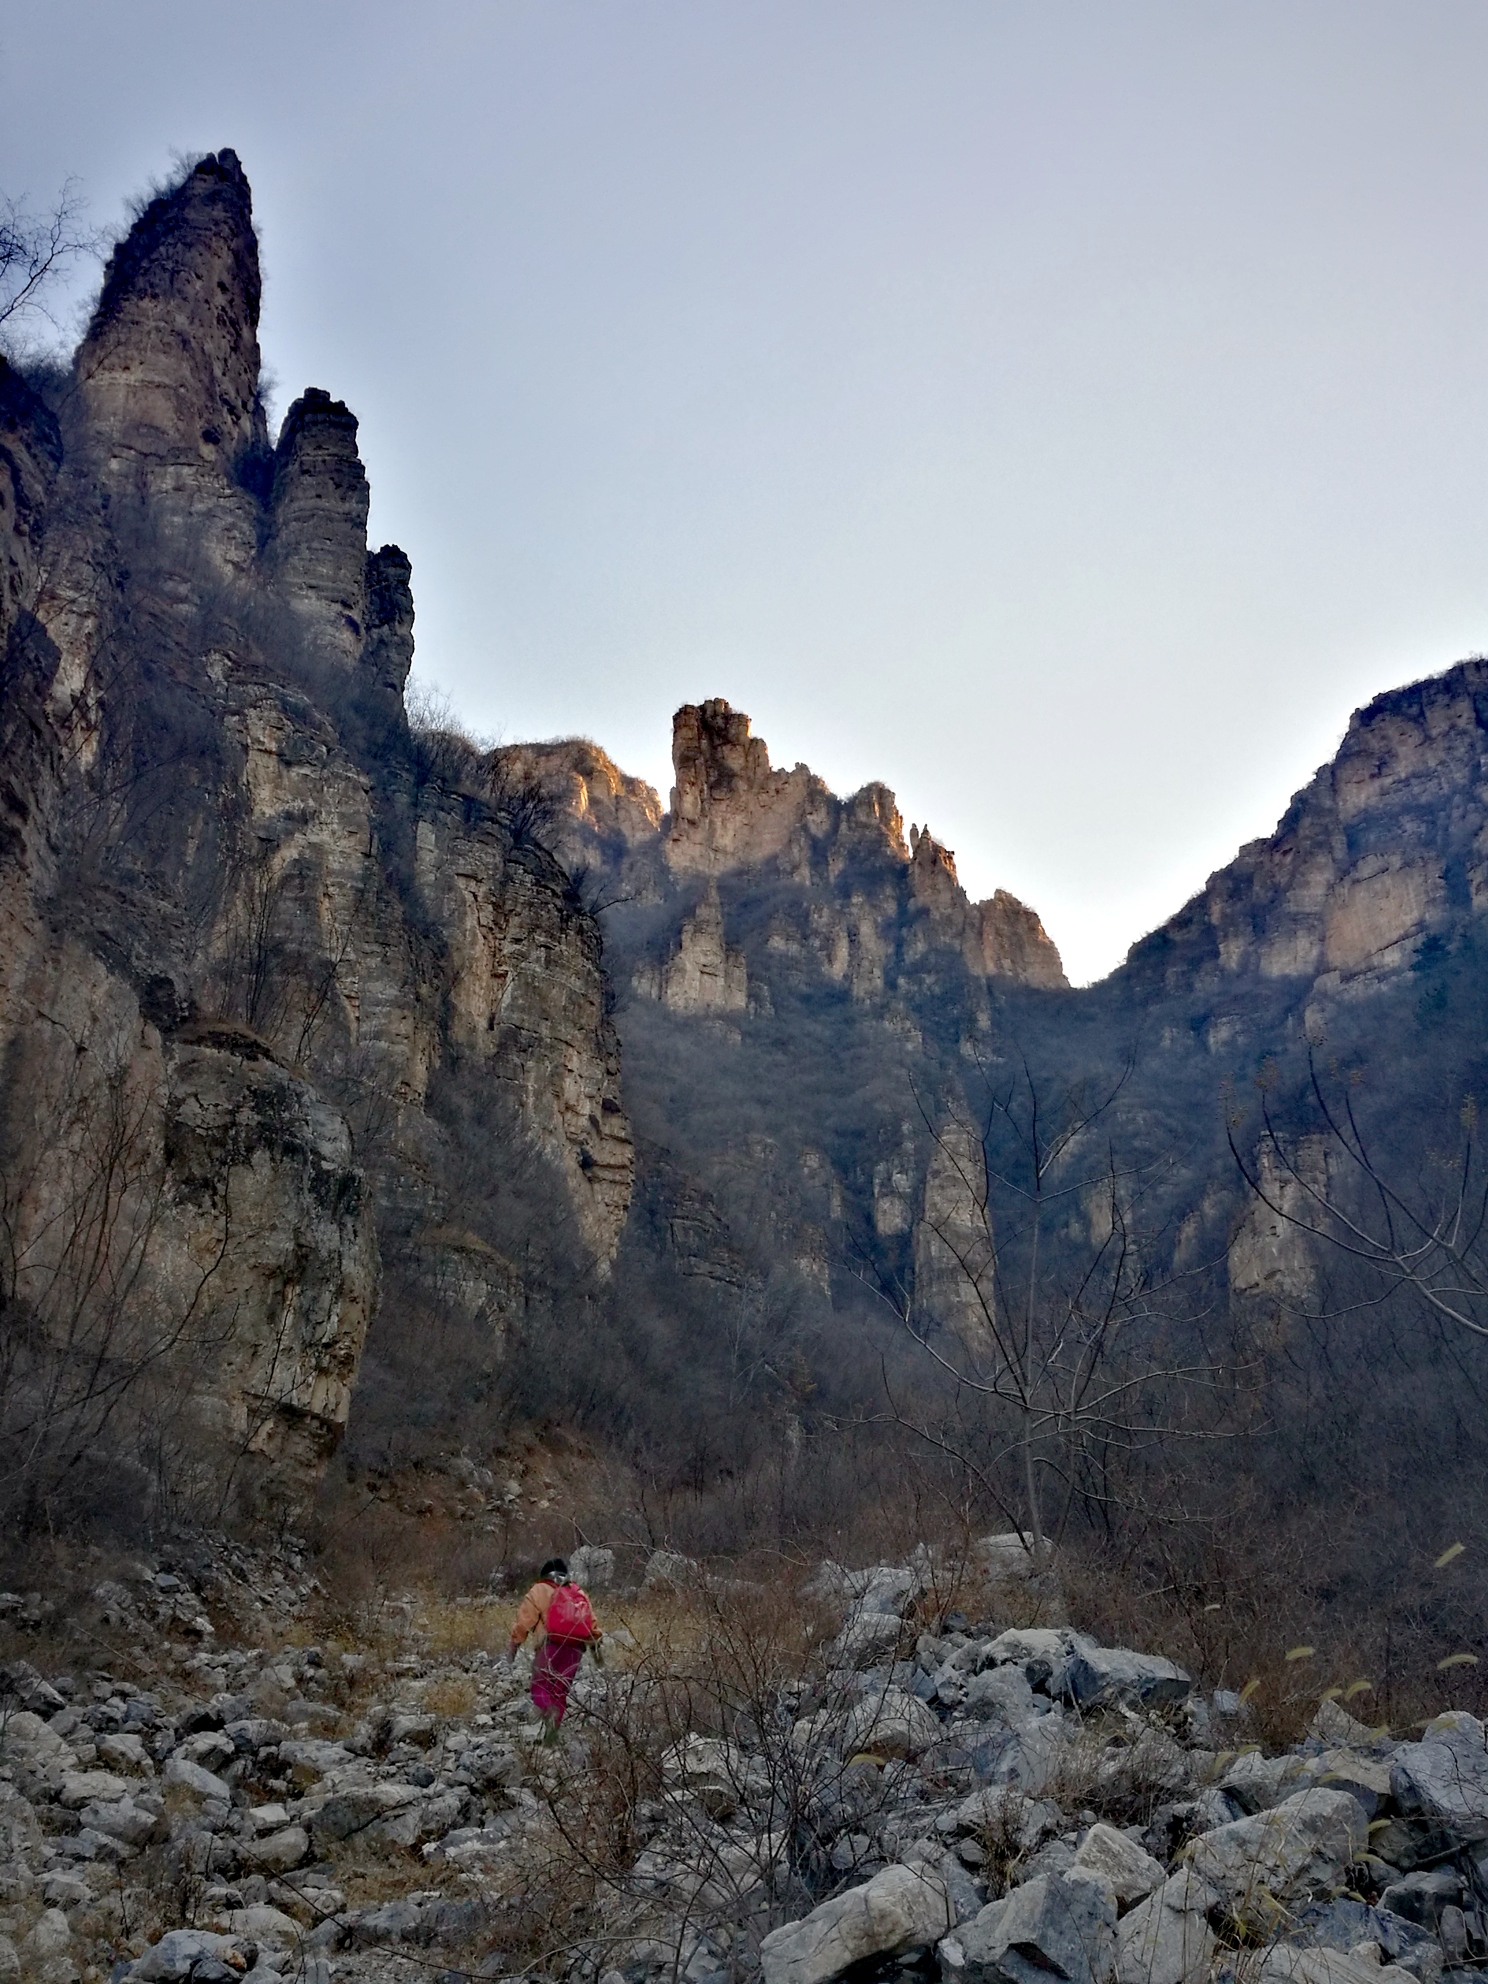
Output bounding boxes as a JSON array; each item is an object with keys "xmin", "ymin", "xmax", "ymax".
[{"xmin": 545, "ymin": 1583, "xmax": 596, "ymax": 1642}]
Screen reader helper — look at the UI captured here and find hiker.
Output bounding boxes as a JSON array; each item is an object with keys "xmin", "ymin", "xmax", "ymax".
[{"xmin": 507, "ymin": 1556, "xmax": 602, "ymax": 1738}]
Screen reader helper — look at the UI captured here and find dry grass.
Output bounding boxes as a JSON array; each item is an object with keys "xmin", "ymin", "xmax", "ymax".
[
  {"xmin": 1058, "ymin": 1522, "xmax": 1488, "ymax": 1747},
  {"xmin": 417, "ymin": 1594, "xmax": 502, "ymax": 1660},
  {"xmin": 423, "ymin": 1670, "xmax": 482, "ymax": 1719}
]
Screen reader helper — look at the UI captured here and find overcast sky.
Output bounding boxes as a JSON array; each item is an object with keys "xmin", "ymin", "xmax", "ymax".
[{"xmin": 7, "ymin": 3, "xmax": 1488, "ymax": 983}]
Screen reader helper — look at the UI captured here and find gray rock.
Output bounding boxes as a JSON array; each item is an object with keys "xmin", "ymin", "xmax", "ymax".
[
  {"xmin": 843, "ymin": 1686, "xmax": 942, "ymax": 1759},
  {"xmin": 834, "ymin": 1612, "xmax": 905, "ymax": 1668},
  {"xmin": 1218, "ymin": 1751, "xmax": 1309, "ymax": 1814},
  {"xmin": 58, "ymin": 1768, "xmax": 130, "ymax": 1808},
  {"xmin": 1186, "ymin": 1787, "xmax": 1368, "ymax": 1930},
  {"xmin": 962, "ymin": 1665, "xmax": 1041, "ymax": 1729},
  {"xmin": 240, "ymin": 1824, "xmax": 308, "ymax": 1873},
  {"xmin": 1377, "ymin": 1870, "xmax": 1462, "ymax": 1932},
  {"xmin": 1255, "ymin": 1950, "xmax": 1414, "ymax": 1984},
  {"xmin": 163, "ymin": 1756, "xmax": 232, "ymax": 1802},
  {"xmin": 1114, "ymin": 1869, "xmax": 1217, "ymax": 1984},
  {"xmin": 761, "ymin": 1864, "xmax": 954, "ymax": 1984},
  {"xmin": 126, "ymin": 1928, "xmax": 248, "ymax": 1981},
  {"xmin": 1390, "ymin": 1713, "xmax": 1488, "ymax": 1835},
  {"xmin": 1072, "ymin": 1823, "xmax": 1166, "ymax": 1905},
  {"xmin": 1062, "ymin": 1641, "xmax": 1192, "ymax": 1711},
  {"xmin": 0, "ymin": 1934, "xmax": 18, "ymax": 1984},
  {"xmin": 941, "ymin": 1869, "xmax": 1117, "ymax": 1984},
  {"xmin": 569, "ymin": 1545, "xmax": 616, "ymax": 1591}
]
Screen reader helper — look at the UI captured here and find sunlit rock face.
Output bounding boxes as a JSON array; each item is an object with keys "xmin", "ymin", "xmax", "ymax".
[
  {"xmin": 667, "ymin": 697, "xmax": 835, "ymax": 878},
  {"xmin": 0, "ymin": 151, "xmax": 633, "ymax": 1508},
  {"xmin": 977, "ymin": 889, "xmax": 1067, "ymax": 988},
  {"xmin": 662, "ymin": 699, "xmax": 1068, "ymax": 990},
  {"xmin": 1124, "ymin": 660, "xmax": 1488, "ymax": 1006},
  {"xmin": 500, "ymin": 695, "xmax": 1068, "ymax": 1318}
]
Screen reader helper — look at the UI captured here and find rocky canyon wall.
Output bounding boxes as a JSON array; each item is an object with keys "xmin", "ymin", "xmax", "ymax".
[{"xmin": 0, "ymin": 152, "xmax": 632, "ymax": 1517}]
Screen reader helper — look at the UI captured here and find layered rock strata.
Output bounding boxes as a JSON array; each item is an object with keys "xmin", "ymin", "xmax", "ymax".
[
  {"xmin": 267, "ymin": 387, "xmax": 371, "ymax": 657},
  {"xmin": 1126, "ymin": 660, "xmax": 1488, "ymax": 1002},
  {"xmin": 496, "ymin": 698, "xmax": 1067, "ymax": 1326},
  {"xmin": 0, "ymin": 152, "xmax": 632, "ymax": 1505}
]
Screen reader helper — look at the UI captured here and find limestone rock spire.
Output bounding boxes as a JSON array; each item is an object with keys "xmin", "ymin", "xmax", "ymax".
[
  {"xmin": 267, "ymin": 388, "xmax": 371, "ymax": 659},
  {"xmin": 363, "ymin": 543, "xmax": 416, "ymax": 696},
  {"xmin": 75, "ymin": 150, "xmax": 267, "ymax": 501}
]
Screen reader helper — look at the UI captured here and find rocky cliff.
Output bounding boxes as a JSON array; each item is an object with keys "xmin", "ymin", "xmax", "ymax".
[
  {"xmin": 492, "ymin": 656, "xmax": 1488, "ymax": 1364},
  {"xmin": 1125, "ymin": 659, "xmax": 1488, "ymax": 1004},
  {"xmin": 481, "ymin": 699, "xmax": 1066, "ymax": 1326},
  {"xmin": 0, "ymin": 152, "xmax": 632, "ymax": 1521},
  {"xmin": 512, "ymin": 697, "xmax": 1066, "ymax": 1011},
  {"xmin": 10, "ymin": 144, "xmax": 1488, "ymax": 1543}
]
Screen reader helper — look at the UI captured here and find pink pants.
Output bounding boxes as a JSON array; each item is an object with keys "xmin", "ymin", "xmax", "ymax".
[{"xmin": 531, "ymin": 1636, "xmax": 585, "ymax": 1725}]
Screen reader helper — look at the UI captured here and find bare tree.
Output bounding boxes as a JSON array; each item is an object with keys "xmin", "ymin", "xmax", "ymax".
[
  {"xmin": 857, "ymin": 1059, "xmax": 1224, "ymax": 1568},
  {"xmin": 0, "ymin": 1014, "xmax": 233, "ymax": 1534},
  {"xmin": 0, "ymin": 179, "xmax": 94, "ymax": 341},
  {"xmin": 1232, "ymin": 1051, "xmax": 1488, "ymax": 1342}
]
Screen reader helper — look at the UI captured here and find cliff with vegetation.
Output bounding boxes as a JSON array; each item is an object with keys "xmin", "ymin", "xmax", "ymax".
[
  {"xmin": 7, "ymin": 151, "xmax": 1488, "ymax": 1672},
  {"xmin": 0, "ymin": 153, "xmax": 631, "ymax": 1525}
]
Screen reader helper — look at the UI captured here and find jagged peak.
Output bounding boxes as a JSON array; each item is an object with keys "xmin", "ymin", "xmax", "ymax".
[
  {"xmin": 75, "ymin": 148, "xmax": 265, "ymax": 493},
  {"xmin": 267, "ymin": 388, "xmax": 371, "ymax": 657},
  {"xmin": 909, "ymin": 824, "xmax": 959, "ymax": 884},
  {"xmin": 89, "ymin": 151, "xmax": 257, "ymax": 338},
  {"xmin": 274, "ymin": 385, "xmax": 360, "ymax": 459}
]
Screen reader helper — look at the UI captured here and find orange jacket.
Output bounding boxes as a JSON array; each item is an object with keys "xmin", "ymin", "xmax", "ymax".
[{"xmin": 509, "ymin": 1579, "xmax": 557, "ymax": 1652}]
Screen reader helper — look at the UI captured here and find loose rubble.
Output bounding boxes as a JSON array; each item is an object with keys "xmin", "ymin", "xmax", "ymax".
[{"xmin": 2, "ymin": 1537, "xmax": 1488, "ymax": 1984}]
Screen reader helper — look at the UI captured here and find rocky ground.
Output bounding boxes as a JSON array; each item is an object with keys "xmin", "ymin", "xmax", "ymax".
[{"xmin": 1, "ymin": 1537, "xmax": 1486, "ymax": 1984}]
